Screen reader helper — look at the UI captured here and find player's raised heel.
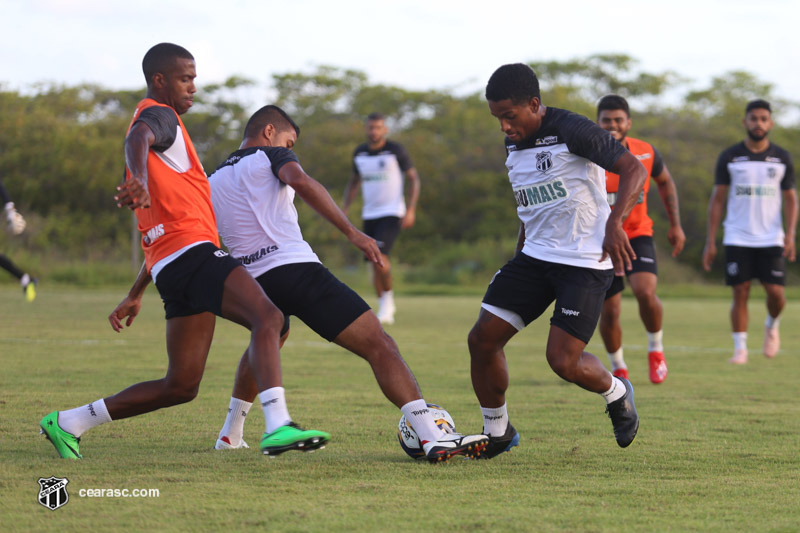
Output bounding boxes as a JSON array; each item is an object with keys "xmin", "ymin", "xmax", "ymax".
[
  {"xmin": 605, "ymin": 378, "xmax": 638, "ymax": 448},
  {"xmin": 40, "ymin": 411, "xmax": 82, "ymax": 459},
  {"xmin": 482, "ymin": 422, "xmax": 520, "ymax": 459},
  {"xmin": 260, "ymin": 422, "xmax": 330, "ymax": 456},
  {"xmin": 423, "ymin": 433, "xmax": 489, "ymax": 463}
]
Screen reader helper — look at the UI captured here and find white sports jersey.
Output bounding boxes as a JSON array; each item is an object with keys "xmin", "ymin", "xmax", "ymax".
[
  {"xmin": 505, "ymin": 107, "xmax": 628, "ymax": 269},
  {"xmin": 208, "ymin": 147, "xmax": 319, "ymax": 278},
  {"xmin": 352, "ymin": 140, "xmax": 413, "ymax": 220},
  {"xmin": 715, "ymin": 142, "xmax": 795, "ymax": 247}
]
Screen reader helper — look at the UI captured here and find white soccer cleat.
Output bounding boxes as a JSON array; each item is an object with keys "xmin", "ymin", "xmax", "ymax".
[
  {"xmin": 214, "ymin": 436, "xmax": 249, "ymax": 450},
  {"xmin": 728, "ymin": 349, "xmax": 748, "ymax": 365},
  {"xmin": 422, "ymin": 432, "xmax": 489, "ymax": 463},
  {"xmin": 763, "ymin": 326, "xmax": 780, "ymax": 358}
]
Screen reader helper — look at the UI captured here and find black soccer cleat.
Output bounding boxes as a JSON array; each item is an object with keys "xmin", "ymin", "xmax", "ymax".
[
  {"xmin": 605, "ymin": 377, "xmax": 639, "ymax": 448},
  {"xmin": 482, "ymin": 422, "xmax": 521, "ymax": 459}
]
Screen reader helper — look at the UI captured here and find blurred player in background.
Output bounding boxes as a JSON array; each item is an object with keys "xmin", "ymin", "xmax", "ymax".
[
  {"xmin": 208, "ymin": 104, "xmax": 488, "ymax": 462},
  {"xmin": 342, "ymin": 113, "xmax": 420, "ymax": 325},
  {"xmin": 703, "ymin": 99, "xmax": 797, "ymax": 364},
  {"xmin": 596, "ymin": 95, "xmax": 685, "ymax": 384},
  {"xmin": 470, "ymin": 64, "xmax": 646, "ymax": 459},
  {"xmin": 40, "ymin": 43, "xmax": 328, "ymax": 459},
  {"xmin": 0, "ymin": 178, "xmax": 36, "ymax": 301}
]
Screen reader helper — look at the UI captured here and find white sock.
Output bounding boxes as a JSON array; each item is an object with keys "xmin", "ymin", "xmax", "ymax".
[
  {"xmin": 258, "ymin": 387, "xmax": 291, "ymax": 434},
  {"xmin": 647, "ymin": 330, "xmax": 664, "ymax": 352},
  {"xmin": 400, "ymin": 399, "xmax": 444, "ymax": 445},
  {"xmin": 58, "ymin": 399, "xmax": 112, "ymax": 437},
  {"xmin": 382, "ymin": 290, "xmax": 394, "ymax": 308},
  {"xmin": 218, "ymin": 397, "xmax": 253, "ymax": 445},
  {"xmin": 732, "ymin": 332, "xmax": 748, "ymax": 352},
  {"xmin": 607, "ymin": 348, "xmax": 626, "ymax": 371},
  {"xmin": 601, "ymin": 376, "xmax": 627, "ymax": 404},
  {"xmin": 20, "ymin": 273, "xmax": 31, "ymax": 287},
  {"xmin": 765, "ymin": 316, "xmax": 780, "ymax": 330},
  {"xmin": 480, "ymin": 404, "xmax": 508, "ymax": 437}
]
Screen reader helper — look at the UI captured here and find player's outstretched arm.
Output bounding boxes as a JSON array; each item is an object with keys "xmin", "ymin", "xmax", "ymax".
[
  {"xmin": 116, "ymin": 122, "xmax": 156, "ymax": 210},
  {"xmin": 602, "ymin": 151, "xmax": 647, "ymax": 275},
  {"xmin": 702, "ymin": 185, "xmax": 728, "ymax": 271},
  {"xmin": 279, "ymin": 162, "xmax": 383, "ymax": 266},
  {"xmin": 109, "ymin": 262, "xmax": 151, "ymax": 332},
  {"xmin": 401, "ymin": 167, "xmax": 421, "ymax": 229},
  {"xmin": 783, "ymin": 188, "xmax": 798, "ymax": 262},
  {"xmin": 341, "ymin": 172, "xmax": 361, "ymax": 213},
  {"xmin": 653, "ymin": 164, "xmax": 686, "ymax": 257}
]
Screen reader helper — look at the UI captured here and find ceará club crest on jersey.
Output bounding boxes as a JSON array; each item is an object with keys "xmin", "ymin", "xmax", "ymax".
[{"xmin": 536, "ymin": 151, "xmax": 553, "ymax": 172}]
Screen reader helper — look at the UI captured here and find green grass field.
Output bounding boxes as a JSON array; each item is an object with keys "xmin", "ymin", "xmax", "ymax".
[{"xmin": 2, "ymin": 285, "xmax": 799, "ymax": 532}]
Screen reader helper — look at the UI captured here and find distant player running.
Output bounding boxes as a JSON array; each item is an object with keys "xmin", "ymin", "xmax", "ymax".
[
  {"xmin": 342, "ymin": 113, "xmax": 421, "ymax": 325},
  {"xmin": 471, "ymin": 64, "xmax": 646, "ymax": 459},
  {"xmin": 40, "ymin": 43, "xmax": 328, "ymax": 459},
  {"xmin": 703, "ymin": 99, "xmax": 797, "ymax": 364},
  {"xmin": 596, "ymin": 95, "xmax": 685, "ymax": 384},
  {"xmin": 208, "ymin": 105, "xmax": 488, "ymax": 462},
  {"xmin": 0, "ymin": 177, "xmax": 37, "ymax": 301}
]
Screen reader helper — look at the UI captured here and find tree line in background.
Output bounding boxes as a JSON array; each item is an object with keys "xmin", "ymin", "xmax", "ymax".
[{"xmin": 1, "ymin": 54, "xmax": 799, "ymax": 286}]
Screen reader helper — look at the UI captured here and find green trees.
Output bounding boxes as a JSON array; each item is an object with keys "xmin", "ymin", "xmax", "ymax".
[{"xmin": 1, "ymin": 57, "xmax": 797, "ymax": 286}]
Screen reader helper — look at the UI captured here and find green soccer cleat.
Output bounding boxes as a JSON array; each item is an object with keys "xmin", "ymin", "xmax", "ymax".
[
  {"xmin": 260, "ymin": 422, "xmax": 330, "ymax": 456},
  {"xmin": 23, "ymin": 278, "xmax": 37, "ymax": 302},
  {"xmin": 40, "ymin": 412, "xmax": 82, "ymax": 459}
]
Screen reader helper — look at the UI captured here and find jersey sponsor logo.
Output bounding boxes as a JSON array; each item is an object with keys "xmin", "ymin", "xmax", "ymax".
[
  {"xmin": 766, "ymin": 157, "xmax": 782, "ymax": 163},
  {"xmin": 732, "ymin": 156, "xmax": 749, "ymax": 162},
  {"xmin": 536, "ymin": 151, "xmax": 553, "ymax": 171},
  {"xmin": 362, "ymin": 172, "xmax": 388, "ymax": 182},
  {"xmin": 142, "ymin": 224, "xmax": 165, "ymax": 246},
  {"xmin": 514, "ymin": 179, "xmax": 568, "ymax": 208},
  {"xmin": 236, "ymin": 245, "xmax": 278, "ymax": 265},
  {"xmin": 735, "ymin": 185, "xmax": 778, "ymax": 197},
  {"xmin": 535, "ymin": 135, "xmax": 559, "ymax": 146},
  {"xmin": 635, "ymin": 153, "xmax": 652, "ymax": 161},
  {"xmin": 561, "ymin": 307, "xmax": 580, "ymax": 317},
  {"xmin": 607, "ymin": 190, "xmax": 645, "ymax": 207}
]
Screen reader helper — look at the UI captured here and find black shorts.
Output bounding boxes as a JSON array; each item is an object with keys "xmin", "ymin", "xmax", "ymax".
[
  {"xmin": 154, "ymin": 243, "xmax": 242, "ymax": 319},
  {"xmin": 482, "ymin": 252, "xmax": 613, "ymax": 344},
  {"xmin": 605, "ymin": 236, "xmax": 658, "ymax": 299},
  {"xmin": 363, "ymin": 216, "xmax": 402, "ymax": 255},
  {"xmin": 724, "ymin": 246, "xmax": 786, "ymax": 286},
  {"xmin": 256, "ymin": 262, "xmax": 371, "ymax": 341}
]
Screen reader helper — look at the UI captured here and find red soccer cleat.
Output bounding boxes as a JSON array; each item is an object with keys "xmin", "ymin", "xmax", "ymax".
[{"xmin": 648, "ymin": 351, "xmax": 668, "ymax": 384}]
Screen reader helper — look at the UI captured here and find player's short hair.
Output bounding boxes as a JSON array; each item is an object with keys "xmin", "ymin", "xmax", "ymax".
[
  {"xmin": 746, "ymin": 99, "xmax": 771, "ymax": 114},
  {"xmin": 142, "ymin": 43, "xmax": 194, "ymax": 86},
  {"xmin": 366, "ymin": 112, "xmax": 385, "ymax": 123},
  {"xmin": 244, "ymin": 105, "xmax": 300, "ymax": 140},
  {"xmin": 597, "ymin": 94, "xmax": 630, "ymax": 117},
  {"xmin": 485, "ymin": 63, "xmax": 540, "ymax": 104}
]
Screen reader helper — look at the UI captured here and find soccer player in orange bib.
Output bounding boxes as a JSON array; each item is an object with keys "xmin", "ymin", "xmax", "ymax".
[{"xmin": 596, "ymin": 95, "xmax": 685, "ymax": 384}]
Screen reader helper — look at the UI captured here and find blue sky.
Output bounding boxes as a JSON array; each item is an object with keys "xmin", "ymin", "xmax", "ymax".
[{"xmin": 4, "ymin": 0, "xmax": 799, "ymax": 110}]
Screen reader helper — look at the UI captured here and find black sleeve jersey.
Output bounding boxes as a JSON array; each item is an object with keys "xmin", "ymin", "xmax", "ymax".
[
  {"xmin": 352, "ymin": 140, "xmax": 414, "ymax": 174},
  {"xmin": 715, "ymin": 142, "xmax": 796, "ymax": 190},
  {"xmin": 509, "ymin": 107, "xmax": 627, "ymax": 172},
  {"xmin": 134, "ymin": 106, "xmax": 180, "ymax": 152},
  {"xmin": 651, "ymin": 147, "xmax": 665, "ymax": 177},
  {"xmin": 214, "ymin": 146, "xmax": 300, "ymax": 178}
]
